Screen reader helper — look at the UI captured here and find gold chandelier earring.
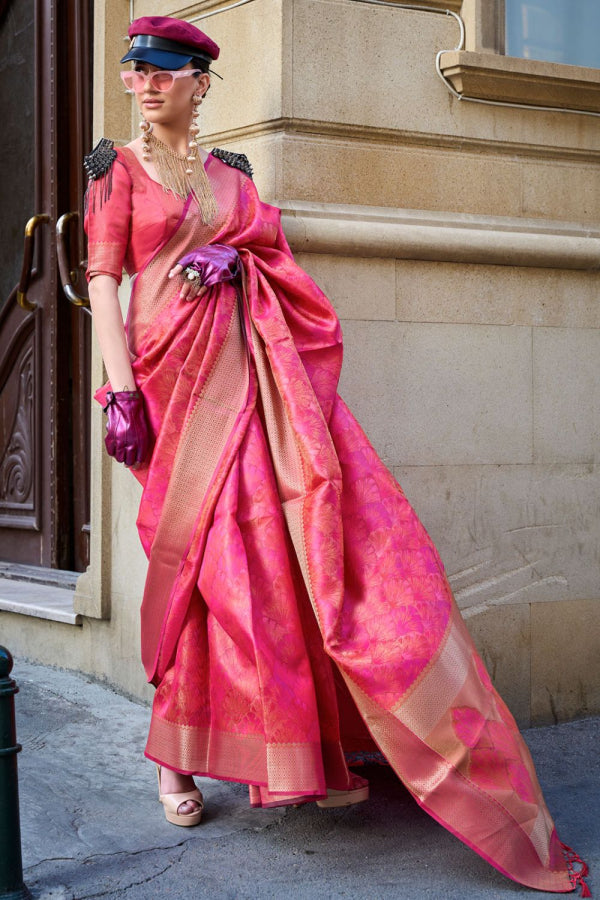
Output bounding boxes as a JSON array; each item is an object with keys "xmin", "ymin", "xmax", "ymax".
[
  {"xmin": 186, "ymin": 93, "xmax": 203, "ymax": 174},
  {"xmin": 140, "ymin": 117, "xmax": 152, "ymax": 162}
]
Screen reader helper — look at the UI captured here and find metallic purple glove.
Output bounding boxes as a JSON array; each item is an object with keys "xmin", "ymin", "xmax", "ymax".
[
  {"xmin": 177, "ymin": 243, "xmax": 240, "ymax": 287},
  {"xmin": 102, "ymin": 390, "xmax": 151, "ymax": 467}
]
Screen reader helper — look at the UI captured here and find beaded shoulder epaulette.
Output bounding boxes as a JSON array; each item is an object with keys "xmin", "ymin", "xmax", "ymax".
[
  {"xmin": 83, "ymin": 138, "xmax": 118, "ymax": 213},
  {"xmin": 210, "ymin": 148, "xmax": 253, "ymax": 180},
  {"xmin": 84, "ymin": 138, "xmax": 117, "ymax": 181}
]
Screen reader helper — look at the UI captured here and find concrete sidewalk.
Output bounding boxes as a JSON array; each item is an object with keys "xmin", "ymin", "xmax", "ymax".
[{"xmin": 10, "ymin": 659, "xmax": 598, "ymax": 900}]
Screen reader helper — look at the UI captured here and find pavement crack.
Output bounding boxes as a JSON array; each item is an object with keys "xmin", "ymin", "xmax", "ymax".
[
  {"xmin": 71, "ymin": 846, "xmax": 187, "ymax": 899},
  {"xmin": 25, "ymin": 857, "xmax": 75, "ymax": 872},
  {"xmin": 79, "ymin": 839, "xmax": 190, "ymax": 863},
  {"xmin": 74, "ymin": 866, "xmax": 172, "ymax": 899}
]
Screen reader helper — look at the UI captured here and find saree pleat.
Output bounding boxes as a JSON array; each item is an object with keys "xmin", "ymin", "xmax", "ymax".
[{"xmin": 91, "ymin": 151, "xmax": 579, "ymax": 892}]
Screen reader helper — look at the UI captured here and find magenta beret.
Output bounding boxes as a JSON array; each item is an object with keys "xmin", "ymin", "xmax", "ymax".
[{"xmin": 120, "ymin": 16, "xmax": 220, "ymax": 69}]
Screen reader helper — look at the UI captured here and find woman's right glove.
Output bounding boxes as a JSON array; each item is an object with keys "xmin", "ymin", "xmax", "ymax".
[
  {"xmin": 102, "ymin": 390, "xmax": 151, "ymax": 466},
  {"xmin": 169, "ymin": 244, "xmax": 241, "ymax": 302},
  {"xmin": 177, "ymin": 244, "xmax": 240, "ymax": 287}
]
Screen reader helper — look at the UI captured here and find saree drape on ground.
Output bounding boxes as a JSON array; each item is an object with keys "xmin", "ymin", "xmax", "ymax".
[{"xmin": 85, "ymin": 145, "xmax": 586, "ymax": 894}]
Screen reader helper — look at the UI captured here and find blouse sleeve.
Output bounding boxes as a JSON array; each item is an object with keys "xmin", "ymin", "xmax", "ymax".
[{"xmin": 84, "ymin": 149, "xmax": 133, "ymax": 285}]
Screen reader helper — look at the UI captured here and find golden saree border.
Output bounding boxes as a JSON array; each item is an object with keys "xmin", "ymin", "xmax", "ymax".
[
  {"xmin": 145, "ymin": 715, "xmax": 327, "ymax": 793},
  {"xmin": 244, "ymin": 305, "xmax": 327, "ymax": 635},
  {"xmin": 140, "ymin": 293, "xmax": 251, "ymax": 681},
  {"xmin": 247, "ymin": 315, "xmax": 306, "ymax": 504},
  {"xmin": 391, "ymin": 618, "xmax": 474, "ymax": 739},
  {"xmin": 339, "ymin": 660, "xmax": 571, "ymax": 893}
]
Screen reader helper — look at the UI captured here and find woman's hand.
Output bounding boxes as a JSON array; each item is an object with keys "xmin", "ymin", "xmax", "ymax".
[
  {"xmin": 103, "ymin": 390, "xmax": 151, "ymax": 467},
  {"xmin": 168, "ymin": 263, "xmax": 208, "ymax": 302},
  {"xmin": 168, "ymin": 245, "xmax": 240, "ymax": 302}
]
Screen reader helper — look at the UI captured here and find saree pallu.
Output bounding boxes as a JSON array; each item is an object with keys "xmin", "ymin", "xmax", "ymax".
[{"xmin": 101, "ymin": 155, "xmax": 583, "ymax": 893}]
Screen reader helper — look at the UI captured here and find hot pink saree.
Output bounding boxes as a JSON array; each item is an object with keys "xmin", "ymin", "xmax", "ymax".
[{"xmin": 86, "ymin": 146, "xmax": 588, "ymax": 895}]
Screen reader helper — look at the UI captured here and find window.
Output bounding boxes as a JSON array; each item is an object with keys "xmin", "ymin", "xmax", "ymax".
[
  {"xmin": 505, "ymin": 0, "xmax": 600, "ymax": 69},
  {"xmin": 439, "ymin": 0, "xmax": 600, "ymax": 114}
]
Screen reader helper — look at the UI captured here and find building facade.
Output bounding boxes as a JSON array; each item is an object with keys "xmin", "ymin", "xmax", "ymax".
[{"xmin": 1, "ymin": 0, "xmax": 599, "ymax": 724}]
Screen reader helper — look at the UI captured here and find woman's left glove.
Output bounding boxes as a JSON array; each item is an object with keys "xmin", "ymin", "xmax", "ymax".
[{"xmin": 102, "ymin": 390, "xmax": 151, "ymax": 466}]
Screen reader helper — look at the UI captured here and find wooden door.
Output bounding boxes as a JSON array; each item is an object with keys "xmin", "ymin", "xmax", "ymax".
[{"xmin": 0, "ymin": 0, "xmax": 92, "ymax": 571}]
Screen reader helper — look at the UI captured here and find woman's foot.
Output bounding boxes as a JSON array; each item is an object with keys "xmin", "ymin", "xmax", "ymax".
[
  {"xmin": 316, "ymin": 773, "xmax": 369, "ymax": 808},
  {"xmin": 156, "ymin": 765, "xmax": 204, "ymax": 821}
]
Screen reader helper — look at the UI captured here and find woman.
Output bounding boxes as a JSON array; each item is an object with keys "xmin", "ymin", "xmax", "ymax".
[{"xmin": 84, "ymin": 15, "xmax": 589, "ymax": 895}]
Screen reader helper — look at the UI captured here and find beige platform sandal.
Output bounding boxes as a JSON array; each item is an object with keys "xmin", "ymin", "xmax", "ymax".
[
  {"xmin": 316, "ymin": 782, "xmax": 370, "ymax": 808},
  {"xmin": 156, "ymin": 764, "xmax": 204, "ymax": 827}
]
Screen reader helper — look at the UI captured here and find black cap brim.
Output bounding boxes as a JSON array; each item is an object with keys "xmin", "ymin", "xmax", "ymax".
[{"xmin": 120, "ymin": 46, "xmax": 193, "ymax": 68}]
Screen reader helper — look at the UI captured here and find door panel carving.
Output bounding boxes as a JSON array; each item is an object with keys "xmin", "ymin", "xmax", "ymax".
[
  {"xmin": 0, "ymin": 343, "xmax": 35, "ymax": 516},
  {"xmin": 0, "ymin": 298, "xmax": 41, "ymax": 560}
]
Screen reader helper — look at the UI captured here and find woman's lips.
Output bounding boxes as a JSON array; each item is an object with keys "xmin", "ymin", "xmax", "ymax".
[{"xmin": 143, "ymin": 100, "xmax": 163, "ymax": 107}]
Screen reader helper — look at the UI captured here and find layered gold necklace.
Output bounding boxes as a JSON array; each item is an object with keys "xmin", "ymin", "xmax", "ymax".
[{"xmin": 147, "ymin": 131, "xmax": 218, "ymax": 224}]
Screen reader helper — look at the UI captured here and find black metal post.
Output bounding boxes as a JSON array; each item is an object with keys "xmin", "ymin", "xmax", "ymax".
[{"xmin": 0, "ymin": 647, "xmax": 31, "ymax": 900}]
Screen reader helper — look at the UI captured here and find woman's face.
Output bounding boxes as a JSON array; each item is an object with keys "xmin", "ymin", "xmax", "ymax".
[{"xmin": 133, "ymin": 61, "xmax": 210, "ymax": 129}]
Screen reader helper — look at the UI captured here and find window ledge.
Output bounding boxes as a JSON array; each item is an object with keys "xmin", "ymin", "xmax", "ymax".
[
  {"xmin": 0, "ymin": 577, "xmax": 82, "ymax": 625},
  {"xmin": 398, "ymin": 0, "xmax": 462, "ymax": 9},
  {"xmin": 439, "ymin": 50, "xmax": 600, "ymax": 113}
]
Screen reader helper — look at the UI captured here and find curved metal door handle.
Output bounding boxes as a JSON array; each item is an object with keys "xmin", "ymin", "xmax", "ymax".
[
  {"xmin": 17, "ymin": 214, "xmax": 50, "ymax": 311},
  {"xmin": 56, "ymin": 212, "xmax": 91, "ymax": 314}
]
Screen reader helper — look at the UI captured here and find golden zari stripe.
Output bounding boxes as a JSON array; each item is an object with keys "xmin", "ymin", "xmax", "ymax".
[
  {"xmin": 147, "ymin": 715, "xmax": 324, "ymax": 791},
  {"xmin": 245, "ymin": 313, "xmax": 324, "ymax": 627},
  {"xmin": 141, "ymin": 295, "xmax": 250, "ymax": 677},
  {"xmin": 391, "ymin": 619, "xmax": 471, "ymax": 739}
]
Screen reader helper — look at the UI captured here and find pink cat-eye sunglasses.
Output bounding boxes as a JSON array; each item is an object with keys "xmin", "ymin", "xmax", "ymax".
[{"xmin": 120, "ymin": 69, "xmax": 202, "ymax": 94}]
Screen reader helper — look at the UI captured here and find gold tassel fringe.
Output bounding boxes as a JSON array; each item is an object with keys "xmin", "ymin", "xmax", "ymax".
[{"xmin": 150, "ymin": 133, "xmax": 218, "ymax": 224}]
